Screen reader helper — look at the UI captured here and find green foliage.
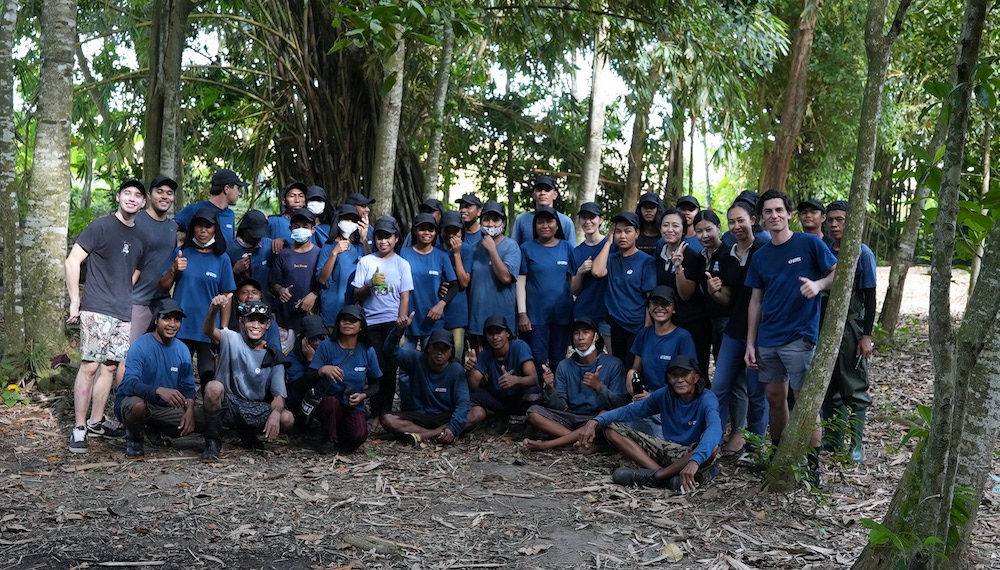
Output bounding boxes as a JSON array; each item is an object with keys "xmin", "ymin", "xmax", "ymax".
[
  {"xmin": 860, "ymin": 485, "xmax": 973, "ymax": 563},
  {"xmin": 2, "ymin": 383, "xmax": 30, "ymax": 407}
]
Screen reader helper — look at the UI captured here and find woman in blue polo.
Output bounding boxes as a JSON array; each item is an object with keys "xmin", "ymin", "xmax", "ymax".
[
  {"xmin": 317, "ymin": 205, "xmax": 366, "ymax": 328},
  {"xmin": 400, "ymin": 213, "xmax": 458, "ymax": 348},
  {"xmin": 467, "ymin": 200, "xmax": 521, "ymax": 351},
  {"xmin": 517, "ymin": 206, "xmax": 576, "ymax": 371}
]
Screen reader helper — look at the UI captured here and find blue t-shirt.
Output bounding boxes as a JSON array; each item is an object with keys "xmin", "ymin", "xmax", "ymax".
[
  {"xmin": 468, "ymin": 237, "xmax": 521, "ymax": 335},
  {"xmin": 630, "ymin": 326, "xmax": 698, "ymax": 391},
  {"xmin": 831, "ymin": 242, "xmax": 877, "ymax": 321},
  {"xmin": 267, "ymin": 215, "xmax": 291, "ymax": 242},
  {"xmin": 175, "ymin": 201, "xmax": 235, "ymax": 243},
  {"xmin": 510, "ymin": 211, "xmax": 577, "ymax": 246},
  {"xmin": 545, "ymin": 352, "xmax": 628, "ymax": 415},
  {"xmin": 571, "ymin": 238, "xmax": 609, "ymax": 321},
  {"xmin": 166, "ymin": 247, "xmax": 237, "ymax": 343},
  {"xmin": 269, "ymin": 245, "xmax": 321, "ymax": 330},
  {"xmin": 596, "ymin": 386, "xmax": 723, "ymax": 466},
  {"xmin": 604, "ymin": 250, "xmax": 656, "ymax": 334},
  {"xmin": 309, "ymin": 339, "xmax": 382, "ymax": 409},
  {"xmin": 745, "ymin": 232, "xmax": 838, "ymax": 347},
  {"xmin": 226, "ymin": 238, "xmax": 275, "ymax": 291},
  {"xmin": 316, "ymin": 241, "xmax": 364, "ymax": 327},
  {"xmin": 132, "ymin": 211, "xmax": 179, "ymax": 306},
  {"xmin": 400, "ymin": 247, "xmax": 458, "ymax": 336},
  {"xmin": 682, "ymin": 235, "xmax": 704, "ymax": 255},
  {"xmin": 519, "ymin": 239, "xmax": 576, "ymax": 325},
  {"xmin": 474, "ymin": 339, "xmax": 534, "ymax": 402},
  {"xmin": 438, "ymin": 241, "xmax": 474, "ymax": 330},
  {"xmin": 390, "ymin": 342, "xmax": 470, "ymax": 436},
  {"xmin": 114, "ymin": 333, "xmax": 195, "ymax": 418},
  {"xmin": 313, "ymin": 224, "xmax": 331, "ymax": 247}
]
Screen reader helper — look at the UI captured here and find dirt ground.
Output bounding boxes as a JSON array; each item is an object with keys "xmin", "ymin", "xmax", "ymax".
[{"xmin": 2, "ymin": 266, "xmax": 999, "ymax": 570}]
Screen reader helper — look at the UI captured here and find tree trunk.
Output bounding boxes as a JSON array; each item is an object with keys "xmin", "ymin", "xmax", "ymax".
[
  {"xmin": 764, "ymin": 0, "xmax": 910, "ymax": 491},
  {"xmin": 624, "ymin": 68, "xmax": 658, "ymax": 211},
  {"xmin": 422, "ymin": 17, "xmax": 453, "ymax": 201},
  {"xmin": 877, "ymin": 117, "xmax": 946, "ymax": 344},
  {"xmin": 578, "ymin": 17, "xmax": 609, "ymax": 240},
  {"xmin": 0, "ymin": 0, "xmax": 24, "ymax": 354},
  {"xmin": 968, "ymin": 118, "xmax": 990, "ymax": 296},
  {"xmin": 144, "ymin": 0, "xmax": 190, "ymax": 206},
  {"xmin": 23, "ymin": 0, "xmax": 76, "ymax": 355},
  {"xmin": 369, "ymin": 27, "xmax": 405, "ymax": 219},
  {"xmin": 665, "ymin": 104, "xmax": 685, "ymax": 198},
  {"xmin": 853, "ymin": 1, "xmax": 990, "ymax": 567},
  {"xmin": 759, "ymin": 0, "xmax": 819, "ymax": 192}
]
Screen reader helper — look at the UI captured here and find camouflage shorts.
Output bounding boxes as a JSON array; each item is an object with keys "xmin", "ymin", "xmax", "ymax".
[
  {"xmin": 607, "ymin": 421, "xmax": 717, "ymax": 476},
  {"xmin": 79, "ymin": 311, "xmax": 131, "ymax": 363}
]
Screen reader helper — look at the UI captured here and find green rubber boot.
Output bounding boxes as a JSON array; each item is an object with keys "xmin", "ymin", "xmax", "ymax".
[{"xmin": 849, "ymin": 408, "xmax": 866, "ymax": 463}]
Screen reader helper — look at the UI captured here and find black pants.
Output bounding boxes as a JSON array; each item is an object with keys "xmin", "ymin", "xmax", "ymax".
[{"xmin": 366, "ymin": 321, "xmax": 398, "ymax": 418}]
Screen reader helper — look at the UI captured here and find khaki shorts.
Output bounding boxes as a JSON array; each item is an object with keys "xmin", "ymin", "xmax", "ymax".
[
  {"xmin": 608, "ymin": 421, "xmax": 717, "ymax": 477},
  {"xmin": 117, "ymin": 395, "xmax": 208, "ymax": 436},
  {"xmin": 80, "ymin": 311, "xmax": 131, "ymax": 363}
]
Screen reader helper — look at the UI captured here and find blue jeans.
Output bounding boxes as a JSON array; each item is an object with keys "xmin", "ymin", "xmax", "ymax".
[{"xmin": 711, "ymin": 333, "xmax": 768, "ymax": 437}]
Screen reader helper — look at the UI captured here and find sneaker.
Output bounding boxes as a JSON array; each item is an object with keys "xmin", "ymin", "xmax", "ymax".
[
  {"xmin": 125, "ymin": 439, "xmax": 144, "ymax": 459},
  {"xmin": 86, "ymin": 417, "xmax": 126, "ymax": 438},
  {"xmin": 401, "ymin": 433, "xmax": 422, "ymax": 447},
  {"xmin": 316, "ymin": 438, "xmax": 337, "ymax": 455},
  {"xmin": 810, "ymin": 468, "xmax": 824, "ymax": 489},
  {"xmin": 69, "ymin": 426, "xmax": 88, "ymax": 453},
  {"xmin": 612, "ymin": 467, "xmax": 661, "ymax": 487}
]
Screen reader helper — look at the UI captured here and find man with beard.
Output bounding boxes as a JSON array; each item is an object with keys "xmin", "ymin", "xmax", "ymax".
[
  {"xmin": 115, "ymin": 299, "xmax": 226, "ymax": 460},
  {"xmin": 455, "ymin": 193, "xmax": 483, "ymax": 247},
  {"xmin": 130, "ymin": 175, "xmax": 179, "ymax": 344}
]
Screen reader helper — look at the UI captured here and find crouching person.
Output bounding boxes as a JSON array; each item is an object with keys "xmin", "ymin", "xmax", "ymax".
[
  {"xmin": 115, "ymin": 299, "xmax": 225, "ymax": 461},
  {"xmin": 520, "ymin": 317, "xmax": 629, "ymax": 453},
  {"xmin": 380, "ymin": 313, "xmax": 472, "ymax": 446},
  {"xmin": 578, "ymin": 355, "xmax": 722, "ymax": 492},
  {"xmin": 205, "ymin": 295, "xmax": 295, "ymax": 449},
  {"xmin": 463, "ymin": 314, "xmax": 539, "ymax": 430}
]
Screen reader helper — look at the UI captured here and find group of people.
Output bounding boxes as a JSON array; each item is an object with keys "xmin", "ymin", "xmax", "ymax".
[{"xmin": 66, "ymin": 170, "xmax": 875, "ymax": 491}]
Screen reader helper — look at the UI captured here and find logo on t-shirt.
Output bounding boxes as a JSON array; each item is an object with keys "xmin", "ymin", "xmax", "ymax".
[
  {"xmin": 170, "ymin": 366, "xmax": 178, "ymax": 372},
  {"xmin": 659, "ymin": 355, "xmax": 672, "ymax": 361},
  {"xmin": 354, "ymin": 366, "xmax": 366, "ymax": 372},
  {"xmin": 788, "ymin": 256, "xmax": 802, "ymax": 265},
  {"xmin": 434, "ymin": 387, "xmax": 448, "ymax": 393},
  {"xmin": 206, "ymin": 271, "xmax": 217, "ymax": 278},
  {"xmin": 122, "ymin": 242, "xmax": 131, "ymax": 256}
]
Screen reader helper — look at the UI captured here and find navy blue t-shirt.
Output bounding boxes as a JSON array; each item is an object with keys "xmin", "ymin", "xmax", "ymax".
[
  {"xmin": 166, "ymin": 247, "xmax": 237, "ymax": 343},
  {"xmin": 401, "ymin": 246, "xmax": 458, "ymax": 336},
  {"xmin": 630, "ymin": 325, "xmax": 698, "ymax": 391},
  {"xmin": 604, "ymin": 250, "xmax": 656, "ymax": 334},
  {"xmin": 571, "ymin": 238, "xmax": 610, "ymax": 321},
  {"xmin": 519, "ymin": 239, "xmax": 576, "ymax": 325},
  {"xmin": 309, "ymin": 340, "xmax": 382, "ymax": 409},
  {"xmin": 175, "ymin": 201, "xmax": 235, "ymax": 243},
  {"xmin": 475, "ymin": 339, "xmax": 534, "ymax": 402},
  {"xmin": 468, "ymin": 237, "xmax": 521, "ymax": 335},
  {"xmin": 270, "ymin": 245, "xmax": 322, "ymax": 331}
]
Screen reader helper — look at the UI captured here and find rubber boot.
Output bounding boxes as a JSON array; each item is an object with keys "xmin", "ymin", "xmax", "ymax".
[
  {"xmin": 821, "ymin": 402, "xmax": 848, "ymax": 452},
  {"xmin": 124, "ymin": 421, "xmax": 145, "ymax": 459},
  {"xmin": 849, "ymin": 408, "xmax": 866, "ymax": 463},
  {"xmin": 201, "ymin": 409, "xmax": 223, "ymax": 462}
]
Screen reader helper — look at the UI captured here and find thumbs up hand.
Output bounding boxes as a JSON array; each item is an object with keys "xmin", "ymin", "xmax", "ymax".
[
  {"xmin": 798, "ymin": 275, "xmax": 821, "ymax": 298},
  {"xmin": 463, "ymin": 348, "xmax": 477, "ymax": 372},
  {"xmin": 583, "ymin": 364, "xmax": 603, "ymax": 390},
  {"xmin": 541, "ymin": 364, "xmax": 554, "ymax": 388},
  {"xmin": 173, "ymin": 249, "xmax": 187, "ymax": 272},
  {"xmin": 498, "ymin": 365, "xmax": 516, "ymax": 389},
  {"xmin": 706, "ymin": 272, "xmax": 723, "ymax": 295},
  {"xmin": 371, "ymin": 267, "xmax": 386, "ymax": 287}
]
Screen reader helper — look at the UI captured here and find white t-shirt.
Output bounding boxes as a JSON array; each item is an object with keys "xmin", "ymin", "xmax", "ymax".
[{"xmin": 351, "ymin": 253, "xmax": 414, "ymax": 325}]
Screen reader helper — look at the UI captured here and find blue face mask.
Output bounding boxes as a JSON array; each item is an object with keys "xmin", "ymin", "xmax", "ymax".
[{"xmin": 290, "ymin": 228, "xmax": 312, "ymax": 243}]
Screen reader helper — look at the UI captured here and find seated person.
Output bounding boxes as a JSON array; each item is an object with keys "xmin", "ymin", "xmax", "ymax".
[
  {"xmin": 521, "ymin": 317, "xmax": 629, "ymax": 453},
  {"xmin": 229, "ymin": 277, "xmax": 281, "ymax": 348},
  {"xmin": 380, "ymin": 315, "xmax": 472, "ymax": 446},
  {"xmin": 204, "ymin": 296, "xmax": 295, "ymax": 449},
  {"xmin": 578, "ymin": 355, "xmax": 722, "ymax": 492},
  {"xmin": 115, "ymin": 299, "xmax": 226, "ymax": 461},
  {"xmin": 464, "ymin": 314, "xmax": 539, "ymax": 429},
  {"xmin": 284, "ymin": 314, "xmax": 329, "ymax": 424},
  {"xmin": 302, "ymin": 304, "xmax": 382, "ymax": 453}
]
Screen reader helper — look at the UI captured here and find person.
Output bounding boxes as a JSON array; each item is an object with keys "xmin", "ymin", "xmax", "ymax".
[
  {"xmin": 174, "ymin": 169, "xmax": 247, "ymax": 243},
  {"xmin": 821, "ymin": 200, "xmax": 877, "ymax": 463},
  {"xmin": 509, "ymin": 176, "xmax": 576, "ymax": 246},
  {"xmin": 744, "ymin": 189, "xmax": 837, "ymax": 485},
  {"xmin": 268, "ymin": 181, "xmax": 308, "ymax": 251},
  {"xmin": 317, "ymin": 204, "xmax": 366, "ymax": 328},
  {"xmin": 302, "ymin": 304, "xmax": 382, "ymax": 453},
  {"xmin": 400, "ymin": 213, "xmax": 458, "ymax": 347},
  {"xmin": 352, "ymin": 216, "xmax": 413, "ymax": 424},
  {"xmin": 226, "ymin": 209, "xmax": 274, "ymax": 289},
  {"xmin": 464, "ymin": 314, "xmax": 539, "ymax": 428},
  {"xmin": 130, "ymin": 175, "xmax": 179, "ymax": 345},
  {"xmin": 675, "ymin": 195, "xmax": 704, "ymax": 254},
  {"xmin": 438, "ymin": 210, "xmax": 473, "ymax": 350},
  {"xmin": 578, "ymin": 355, "xmax": 722, "ymax": 492},
  {"xmin": 467, "ymin": 201, "xmax": 521, "ymax": 351},
  {"xmin": 520, "ymin": 318, "xmax": 628, "ymax": 452},
  {"xmin": 65, "ymin": 179, "xmax": 148, "ymax": 452},
  {"xmin": 570, "ymin": 202, "xmax": 611, "ymax": 341},
  {"xmin": 517, "ymin": 206, "xmax": 576, "ymax": 371},
  {"xmin": 283, "ymin": 314, "xmax": 329, "ymax": 427},
  {"xmin": 344, "ymin": 192, "xmax": 375, "ymax": 253},
  {"xmin": 690, "ymin": 210, "xmax": 728, "ymax": 359},
  {"xmin": 634, "ymin": 192, "xmax": 664, "ymax": 256},
  {"xmin": 401, "ymin": 199, "xmax": 444, "ymax": 249},
  {"xmin": 114, "ymin": 299, "xmax": 226, "ymax": 461},
  {"xmin": 381, "ymin": 316, "xmax": 472, "ymax": 446},
  {"xmin": 659, "ymin": 207, "xmax": 712, "ymax": 379},
  {"xmin": 306, "ymin": 185, "xmax": 332, "ymax": 246},
  {"xmin": 796, "ymin": 199, "xmax": 834, "ymax": 248},
  {"xmin": 269, "ymin": 208, "xmax": 321, "ymax": 336},
  {"xmin": 455, "ymin": 193, "xmax": 483, "ymax": 248},
  {"xmin": 159, "ymin": 207, "xmax": 236, "ymax": 388},
  {"xmin": 228, "ymin": 277, "xmax": 282, "ymax": 348},
  {"xmin": 205, "ymin": 297, "xmax": 294, "ymax": 449},
  {"xmin": 591, "ymin": 211, "xmax": 656, "ymax": 369},
  {"xmin": 721, "ymin": 190, "xmax": 770, "ymax": 247},
  {"xmin": 708, "ymin": 200, "xmax": 768, "ymax": 456}
]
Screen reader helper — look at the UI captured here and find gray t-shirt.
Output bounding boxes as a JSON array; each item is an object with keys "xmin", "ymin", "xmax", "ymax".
[
  {"xmin": 216, "ymin": 329, "xmax": 286, "ymax": 401},
  {"xmin": 131, "ymin": 210, "xmax": 180, "ymax": 306}
]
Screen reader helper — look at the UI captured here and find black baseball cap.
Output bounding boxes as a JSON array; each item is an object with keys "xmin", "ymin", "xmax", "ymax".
[
  {"xmin": 240, "ymin": 301, "xmax": 271, "ymax": 321},
  {"xmin": 610, "ymin": 211, "xmax": 640, "ymax": 229},
  {"xmin": 676, "ymin": 195, "xmax": 700, "ymax": 210},
  {"xmin": 149, "ymin": 175, "xmax": 177, "ymax": 191},
  {"xmin": 797, "ymin": 199, "xmax": 826, "ymax": 214},
  {"xmin": 282, "ymin": 181, "xmax": 308, "ymax": 198},
  {"xmin": 289, "ymin": 208, "xmax": 315, "ymax": 225},
  {"xmin": 306, "ymin": 185, "xmax": 326, "ymax": 202},
  {"xmin": 440, "ymin": 210, "xmax": 463, "ymax": 229},
  {"xmin": 238, "ymin": 209, "xmax": 269, "ymax": 241},
  {"xmin": 118, "ymin": 178, "xmax": 147, "ymax": 196},
  {"xmin": 667, "ymin": 354, "xmax": 699, "ymax": 373},
  {"xmin": 578, "ymin": 202, "xmax": 603, "ymax": 217},
  {"xmin": 412, "ymin": 213, "xmax": 438, "ymax": 229},
  {"xmin": 419, "ymin": 199, "xmax": 443, "ymax": 214},
  {"xmin": 532, "ymin": 175, "xmax": 557, "ymax": 190},
  {"xmin": 427, "ymin": 328, "xmax": 455, "ymax": 349},
  {"xmin": 649, "ymin": 285, "xmax": 676, "ymax": 304},
  {"xmin": 345, "ymin": 192, "xmax": 375, "ymax": 206},
  {"xmin": 299, "ymin": 315, "xmax": 329, "ymax": 339},
  {"xmin": 483, "ymin": 314, "xmax": 512, "ymax": 334},
  {"xmin": 337, "ymin": 304, "xmax": 367, "ymax": 324},
  {"xmin": 480, "ymin": 200, "xmax": 506, "ymax": 220},
  {"xmin": 638, "ymin": 192, "xmax": 662, "ymax": 206},
  {"xmin": 826, "ymin": 200, "xmax": 848, "ymax": 213},
  {"xmin": 192, "ymin": 207, "xmax": 219, "ymax": 224},
  {"xmin": 572, "ymin": 317, "xmax": 598, "ymax": 331},
  {"xmin": 373, "ymin": 216, "xmax": 401, "ymax": 236},
  {"xmin": 211, "ymin": 169, "xmax": 249, "ymax": 188},
  {"xmin": 236, "ymin": 277, "xmax": 263, "ymax": 292},
  {"xmin": 455, "ymin": 193, "xmax": 483, "ymax": 208},
  {"xmin": 155, "ymin": 298, "xmax": 186, "ymax": 318},
  {"xmin": 533, "ymin": 206, "xmax": 558, "ymax": 221}
]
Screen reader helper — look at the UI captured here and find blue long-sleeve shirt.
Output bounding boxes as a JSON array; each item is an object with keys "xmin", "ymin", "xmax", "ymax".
[
  {"xmin": 595, "ymin": 387, "xmax": 723, "ymax": 466},
  {"xmin": 542, "ymin": 352, "xmax": 629, "ymax": 415},
  {"xmin": 387, "ymin": 331, "xmax": 470, "ymax": 436},
  {"xmin": 115, "ymin": 333, "xmax": 196, "ymax": 413}
]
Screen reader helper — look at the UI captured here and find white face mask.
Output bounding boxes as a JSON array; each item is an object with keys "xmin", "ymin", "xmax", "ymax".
[
  {"xmin": 193, "ymin": 237, "xmax": 216, "ymax": 249},
  {"xmin": 482, "ymin": 225, "xmax": 504, "ymax": 238},
  {"xmin": 290, "ymin": 228, "xmax": 312, "ymax": 243},
  {"xmin": 307, "ymin": 201, "xmax": 325, "ymax": 215},
  {"xmin": 338, "ymin": 220, "xmax": 358, "ymax": 238},
  {"xmin": 574, "ymin": 344, "xmax": 597, "ymax": 358}
]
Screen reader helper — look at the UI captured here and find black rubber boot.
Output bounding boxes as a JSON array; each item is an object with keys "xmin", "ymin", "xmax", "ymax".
[
  {"xmin": 201, "ymin": 409, "xmax": 224, "ymax": 462},
  {"xmin": 124, "ymin": 421, "xmax": 145, "ymax": 459}
]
